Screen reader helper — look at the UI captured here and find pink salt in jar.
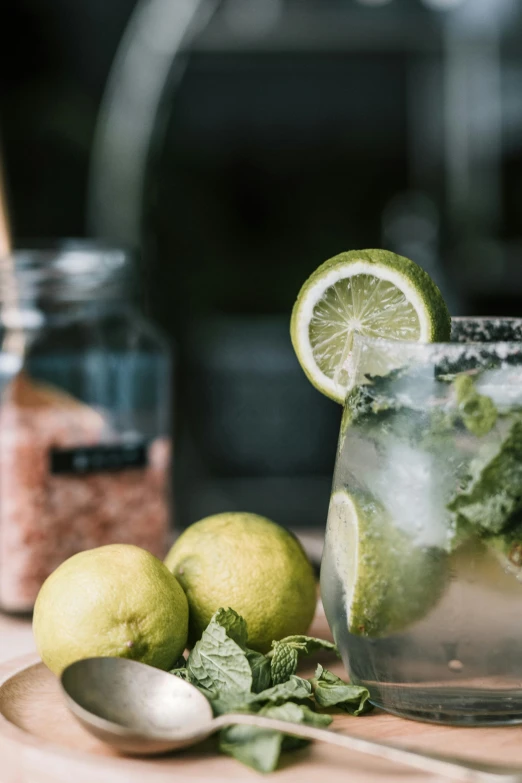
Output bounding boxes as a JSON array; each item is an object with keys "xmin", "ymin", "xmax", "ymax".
[{"xmin": 0, "ymin": 244, "xmax": 172, "ymax": 611}]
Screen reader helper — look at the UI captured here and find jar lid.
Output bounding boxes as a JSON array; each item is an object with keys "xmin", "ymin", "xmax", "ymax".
[{"xmin": 0, "ymin": 241, "xmax": 134, "ymax": 307}]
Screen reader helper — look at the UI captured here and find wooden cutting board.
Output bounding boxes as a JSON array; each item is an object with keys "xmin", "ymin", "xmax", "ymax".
[{"xmin": 1, "ymin": 609, "xmax": 522, "ymax": 782}]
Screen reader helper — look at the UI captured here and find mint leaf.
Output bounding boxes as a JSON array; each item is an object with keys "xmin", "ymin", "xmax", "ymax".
[
  {"xmin": 455, "ymin": 374, "xmax": 497, "ymax": 437},
  {"xmin": 262, "ymin": 701, "xmax": 331, "ymax": 728},
  {"xmin": 276, "ymin": 700, "xmax": 334, "ymax": 755},
  {"xmin": 251, "ymin": 675, "xmax": 312, "ymax": 705},
  {"xmin": 187, "ymin": 611, "xmax": 252, "ymax": 695},
  {"xmin": 270, "ymin": 643, "xmax": 298, "ymax": 684},
  {"xmin": 268, "ymin": 635, "xmax": 339, "ymax": 685},
  {"xmin": 220, "ymin": 701, "xmax": 332, "ymax": 773},
  {"xmin": 170, "ymin": 667, "xmax": 190, "ymax": 681},
  {"xmin": 246, "ymin": 649, "xmax": 272, "ymax": 693},
  {"xmin": 292, "ymin": 703, "xmax": 333, "ymax": 728},
  {"xmin": 213, "ymin": 608, "xmax": 248, "ymax": 648},
  {"xmin": 211, "ymin": 675, "xmax": 312, "ymax": 715},
  {"xmin": 170, "ymin": 654, "xmax": 189, "ymax": 680},
  {"xmin": 220, "ymin": 720, "xmax": 284, "ymax": 773},
  {"xmin": 448, "ymin": 419, "xmax": 522, "ymax": 534},
  {"xmin": 210, "ymin": 694, "xmax": 253, "ymax": 716},
  {"xmin": 274, "ymin": 635, "xmax": 339, "ymax": 657},
  {"xmin": 311, "ymin": 665, "xmax": 372, "ymax": 716}
]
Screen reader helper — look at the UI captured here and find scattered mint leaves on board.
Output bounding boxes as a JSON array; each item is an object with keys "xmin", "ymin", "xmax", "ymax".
[{"xmin": 175, "ymin": 608, "xmax": 371, "ymax": 773}]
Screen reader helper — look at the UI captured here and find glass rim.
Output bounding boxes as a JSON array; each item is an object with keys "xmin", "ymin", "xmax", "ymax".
[
  {"xmin": 352, "ymin": 316, "xmax": 522, "ymax": 352},
  {"xmin": 346, "ymin": 316, "xmax": 522, "ymax": 400}
]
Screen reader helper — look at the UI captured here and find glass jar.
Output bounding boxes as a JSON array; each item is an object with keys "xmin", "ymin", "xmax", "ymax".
[
  {"xmin": 0, "ymin": 244, "xmax": 172, "ymax": 612},
  {"xmin": 321, "ymin": 317, "xmax": 522, "ymax": 725}
]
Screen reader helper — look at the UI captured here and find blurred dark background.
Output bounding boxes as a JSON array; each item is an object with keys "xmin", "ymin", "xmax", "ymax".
[{"xmin": 1, "ymin": 0, "xmax": 522, "ymax": 532}]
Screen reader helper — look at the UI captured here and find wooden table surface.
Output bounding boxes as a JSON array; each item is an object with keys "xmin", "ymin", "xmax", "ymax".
[{"xmin": 3, "ymin": 604, "xmax": 522, "ymax": 782}]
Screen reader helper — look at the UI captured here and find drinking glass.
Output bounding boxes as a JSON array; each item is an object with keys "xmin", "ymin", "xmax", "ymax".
[{"xmin": 321, "ymin": 317, "xmax": 522, "ymax": 725}]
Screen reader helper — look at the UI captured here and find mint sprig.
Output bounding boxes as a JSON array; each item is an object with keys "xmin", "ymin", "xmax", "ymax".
[
  {"xmin": 170, "ymin": 608, "xmax": 372, "ymax": 772},
  {"xmin": 269, "ymin": 634, "xmax": 339, "ymax": 684},
  {"xmin": 270, "ymin": 642, "xmax": 299, "ymax": 684}
]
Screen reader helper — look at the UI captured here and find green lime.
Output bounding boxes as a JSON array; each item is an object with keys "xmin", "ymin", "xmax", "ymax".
[
  {"xmin": 325, "ymin": 490, "xmax": 448, "ymax": 638},
  {"xmin": 290, "ymin": 249, "xmax": 451, "ymax": 403},
  {"xmin": 164, "ymin": 512, "xmax": 317, "ymax": 653},
  {"xmin": 33, "ymin": 544, "xmax": 189, "ymax": 675}
]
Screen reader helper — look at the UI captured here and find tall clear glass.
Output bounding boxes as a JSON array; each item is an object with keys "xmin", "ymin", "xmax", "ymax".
[{"xmin": 321, "ymin": 317, "xmax": 522, "ymax": 725}]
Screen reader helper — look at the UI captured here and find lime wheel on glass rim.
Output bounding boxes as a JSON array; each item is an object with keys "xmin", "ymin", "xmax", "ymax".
[{"xmin": 290, "ymin": 249, "xmax": 451, "ymax": 404}]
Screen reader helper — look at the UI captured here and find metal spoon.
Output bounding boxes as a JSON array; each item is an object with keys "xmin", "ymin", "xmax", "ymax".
[{"xmin": 61, "ymin": 657, "xmax": 521, "ymax": 782}]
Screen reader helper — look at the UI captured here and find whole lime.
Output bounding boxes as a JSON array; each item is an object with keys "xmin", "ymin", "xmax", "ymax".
[
  {"xmin": 33, "ymin": 544, "xmax": 188, "ymax": 675},
  {"xmin": 164, "ymin": 512, "xmax": 316, "ymax": 652}
]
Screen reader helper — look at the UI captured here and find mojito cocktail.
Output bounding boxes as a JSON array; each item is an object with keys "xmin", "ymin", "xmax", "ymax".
[
  {"xmin": 321, "ymin": 318, "xmax": 522, "ymax": 724},
  {"xmin": 291, "ymin": 250, "xmax": 522, "ymax": 724}
]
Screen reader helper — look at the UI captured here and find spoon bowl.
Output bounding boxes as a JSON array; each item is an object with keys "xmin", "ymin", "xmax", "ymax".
[{"xmin": 61, "ymin": 657, "xmax": 213, "ymax": 754}]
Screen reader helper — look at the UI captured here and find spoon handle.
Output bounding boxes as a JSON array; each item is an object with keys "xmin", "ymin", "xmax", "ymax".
[{"xmin": 212, "ymin": 713, "xmax": 520, "ymax": 783}]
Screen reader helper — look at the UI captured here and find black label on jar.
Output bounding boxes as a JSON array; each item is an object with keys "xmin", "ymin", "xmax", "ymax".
[{"xmin": 50, "ymin": 442, "xmax": 148, "ymax": 475}]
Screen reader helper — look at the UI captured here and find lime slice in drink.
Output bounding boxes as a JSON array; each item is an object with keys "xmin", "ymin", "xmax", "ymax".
[
  {"xmin": 291, "ymin": 249, "xmax": 451, "ymax": 403},
  {"xmin": 326, "ymin": 489, "xmax": 448, "ymax": 638}
]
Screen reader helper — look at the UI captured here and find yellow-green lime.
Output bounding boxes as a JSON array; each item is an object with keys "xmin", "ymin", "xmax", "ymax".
[
  {"xmin": 324, "ymin": 490, "xmax": 448, "ymax": 638},
  {"xmin": 291, "ymin": 249, "xmax": 451, "ymax": 403},
  {"xmin": 164, "ymin": 512, "xmax": 316, "ymax": 653},
  {"xmin": 33, "ymin": 544, "xmax": 189, "ymax": 675}
]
